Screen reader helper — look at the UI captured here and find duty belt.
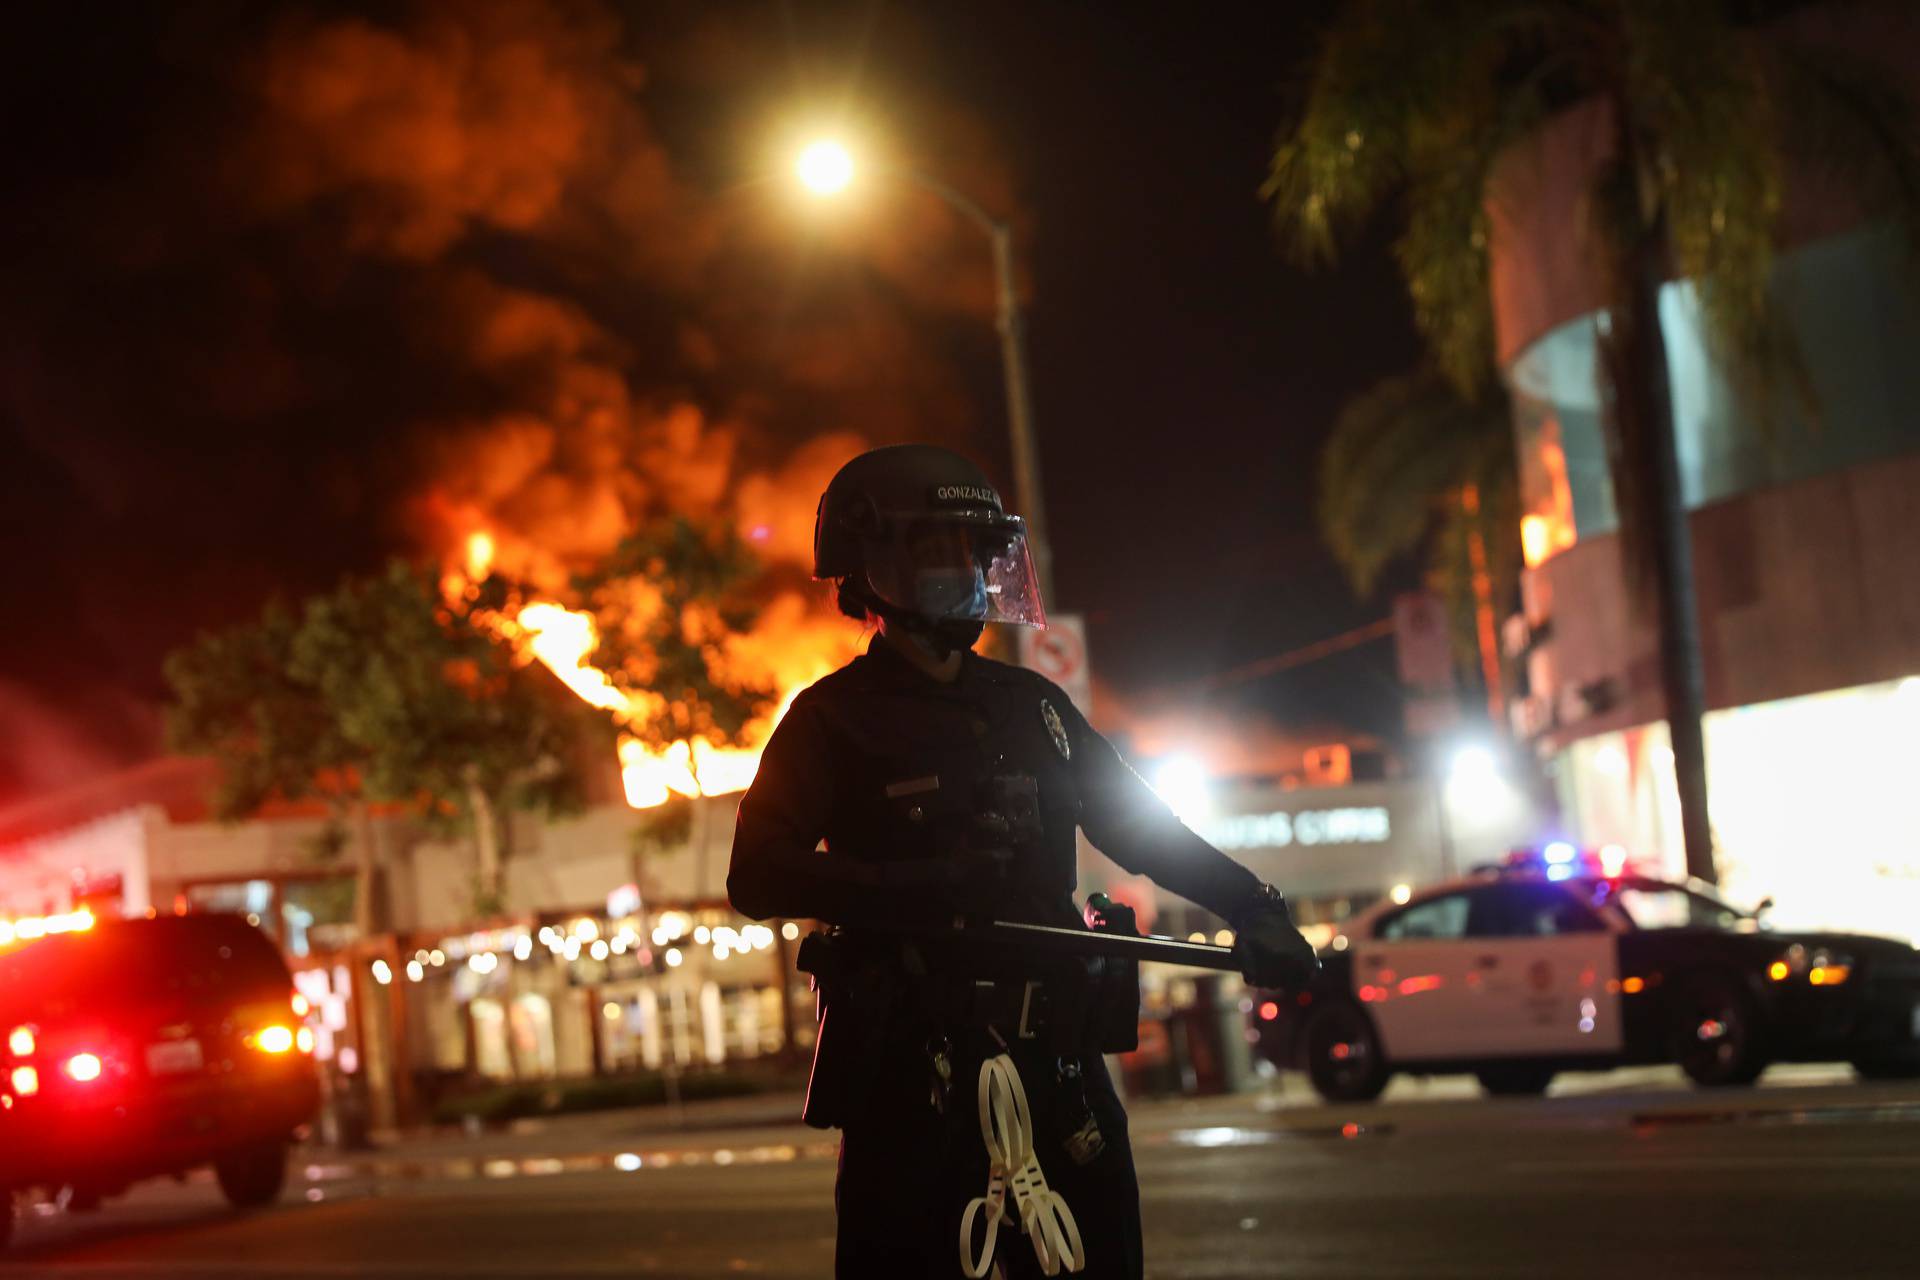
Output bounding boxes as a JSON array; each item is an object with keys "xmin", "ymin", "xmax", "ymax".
[{"xmin": 946, "ymin": 971, "xmax": 1087, "ymax": 1050}]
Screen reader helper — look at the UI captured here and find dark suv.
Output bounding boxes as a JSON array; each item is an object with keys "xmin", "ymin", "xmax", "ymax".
[{"xmin": 0, "ymin": 913, "xmax": 321, "ymax": 1247}]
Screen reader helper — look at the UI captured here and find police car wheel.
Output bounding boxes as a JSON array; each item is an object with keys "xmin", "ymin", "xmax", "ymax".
[
  {"xmin": 1303, "ymin": 1000, "xmax": 1389, "ymax": 1103},
  {"xmin": 1670, "ymin": 971, "xmax": 1768, "ymax": 1088},
  {"xmin": 1475, "ymin": 1064, "xmax": 1556, "ymax": 1097}
]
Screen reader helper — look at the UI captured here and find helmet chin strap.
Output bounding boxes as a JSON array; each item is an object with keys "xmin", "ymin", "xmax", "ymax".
[{"xmin": 851, "ymin": 582, "xmax": 984, "ymax": 660}]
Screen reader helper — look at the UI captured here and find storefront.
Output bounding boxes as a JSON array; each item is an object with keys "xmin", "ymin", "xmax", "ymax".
[
  {"xmin": 1556, "ymin": 677, "xmax": 1920, "ymax": 943},
  {"xmin": 391, "ymin": 899, "xmax": 807, "ymax": 1095}
]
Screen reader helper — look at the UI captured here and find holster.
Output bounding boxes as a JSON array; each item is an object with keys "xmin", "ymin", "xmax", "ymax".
[
  {"xmin": 1084, "ymin": 893, "xmax": 1143, "ymax": 1053},
  {"xmin": 791, "ymin": 932, "xmax": 860, "ymax": 1128},
  {"xmin": 1087, "ymin": 955, "xmax": 1142, "ymax": 1054},
  {"xmin": 795, "ymin": 930, "xmax": 901, "ymax": 1130}
]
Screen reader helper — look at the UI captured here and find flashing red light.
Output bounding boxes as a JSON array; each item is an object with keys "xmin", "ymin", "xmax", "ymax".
[
  {"xmin": 10, "ymin": 1065, "xmax": 38, "ymax": 1097},
  {"xmin": 291, "ymin": 992, "xmax": 311, "ymax": 1018},
  {"xmin": 1332, "ymin": 1043, "xmax": 1352, "ymax": 1061},
  {"xmin": 1258, "ymin": 1001, "xmax": 1280, "ymax": 1022},
  {"xmin": 1358, "ymin": 984, "xmax": 1387, "ymax": 1003},
  {"xmin": 63, "ymin": 1052, "xmax": 103, "ymax": 1083}
]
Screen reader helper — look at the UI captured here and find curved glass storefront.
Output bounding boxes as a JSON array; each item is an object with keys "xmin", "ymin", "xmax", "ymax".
[
  {"xmin": 1507, "ymin": 222, "xmax": 1920, "ymax": 565},
  {"xmin": 1556, "ymin": 677, "xmax": 1920, "ymax": 943}
]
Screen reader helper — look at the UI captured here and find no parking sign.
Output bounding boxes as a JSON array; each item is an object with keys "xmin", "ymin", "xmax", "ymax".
[{"xmin": 1018, "ymin": 612, "xmax": 1091, "ymax": 715}]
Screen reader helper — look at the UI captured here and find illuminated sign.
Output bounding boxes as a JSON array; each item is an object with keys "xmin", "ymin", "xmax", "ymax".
[{"xmin": 1194, "ymin": 807, "xmax": 1392, "ymax": 852}]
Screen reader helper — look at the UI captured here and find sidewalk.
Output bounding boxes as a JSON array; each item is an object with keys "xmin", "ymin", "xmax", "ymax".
[
  {"xmin": 310, "ymin": 1063, "xmax": 1920, "ymax": 1173},
  {"xmin": 329, "ymin": 1089, "xmax": 815, "ymax": 1164}
]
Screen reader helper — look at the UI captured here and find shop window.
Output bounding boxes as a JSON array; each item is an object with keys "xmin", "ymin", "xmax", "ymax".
[
  {"xmin": 510, "ymin": 994, "xmax": 556, "ymax": 1077},
  {"xmin": 470, "ymin": 999, "xmax": 513, "ymax": 1080},
  {"xmin": 185, "ymin": 880, "xmax": 274, "ymax": 931},
  {"xmin": 280, "ymin": 878, "xmax": 357, "ymax": 956}
]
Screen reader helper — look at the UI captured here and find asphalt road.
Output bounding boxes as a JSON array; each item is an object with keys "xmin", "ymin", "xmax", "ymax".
[{"xmin": 7, "ymin": 1068, "xmax": 1919, "ymax": 1278}]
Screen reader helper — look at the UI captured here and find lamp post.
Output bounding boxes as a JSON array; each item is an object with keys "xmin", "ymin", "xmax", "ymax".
[{"xmin": 795, "ymin": 141, "xmax": 1055, "ymax": 603}]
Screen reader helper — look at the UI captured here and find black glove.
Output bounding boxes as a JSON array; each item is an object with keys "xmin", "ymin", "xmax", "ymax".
[
  {"xmin": 1233, "ymin": 888, "xmax": 1321, "ymax": 990},
  {"xmin": 1083, "ymin": 893, "xmax": 1137, "ymax": 936}
]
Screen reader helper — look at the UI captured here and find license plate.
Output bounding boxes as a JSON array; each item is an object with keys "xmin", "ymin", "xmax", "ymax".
[{"xmin": 146, "ymin": 1039, "xmax": 204, "ymax": 1075}]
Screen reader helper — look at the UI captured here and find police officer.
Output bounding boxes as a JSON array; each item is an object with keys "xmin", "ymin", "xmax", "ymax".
[{"xmin": 728, "ymin": 444, "xmax": 1319, "ymax": 1278}]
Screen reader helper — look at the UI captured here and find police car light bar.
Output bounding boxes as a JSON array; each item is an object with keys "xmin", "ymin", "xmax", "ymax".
[{"xmin": 1503, "ymin": 844, "xmax": 1640, "ymax": 881}]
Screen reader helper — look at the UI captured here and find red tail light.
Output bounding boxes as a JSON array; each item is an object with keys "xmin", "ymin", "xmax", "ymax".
[{"xmin": 63, "ymin": 1052, "xmax": 103, "ymax": 1083}]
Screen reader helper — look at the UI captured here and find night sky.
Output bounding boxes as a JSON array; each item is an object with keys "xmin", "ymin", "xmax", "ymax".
[{"xmin": 0, "ymin": 0, "xmax": 1423, "ymax": 807}]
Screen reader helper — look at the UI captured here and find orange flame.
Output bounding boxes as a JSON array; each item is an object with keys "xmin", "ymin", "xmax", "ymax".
[
  {"xmin": 460, "ymin": 531, "xmax": 857, "ymax": 810},
  {"xmin": 466, "ymin": 530, "xmax": 496, "ymax": 582}
]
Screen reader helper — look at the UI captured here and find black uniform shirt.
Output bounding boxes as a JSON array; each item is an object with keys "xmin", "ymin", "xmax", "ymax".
[{"xmin": 727, "ymin": 636, "xmax": 1265, "ymax": 931}]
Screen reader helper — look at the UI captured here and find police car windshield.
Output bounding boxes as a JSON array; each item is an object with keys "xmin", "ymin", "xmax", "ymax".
[{"xmin": 1588, "ymin": 879, "xmax": 1750, "ymax": 931}]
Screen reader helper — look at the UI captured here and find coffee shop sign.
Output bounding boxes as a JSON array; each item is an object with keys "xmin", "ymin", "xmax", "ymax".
[{"xmin": 1194, "ymin": 807, "xmax": 1391, "ymax": 852}]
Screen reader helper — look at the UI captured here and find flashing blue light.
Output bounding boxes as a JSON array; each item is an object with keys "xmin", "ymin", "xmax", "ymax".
[
  {"xmin": 1543, "ymin": 841, "xmax": 1577, "ymax": 865},
  {"xmin": 1546, "ymin": 863, "xmax": 1575, "ymax": 881}
]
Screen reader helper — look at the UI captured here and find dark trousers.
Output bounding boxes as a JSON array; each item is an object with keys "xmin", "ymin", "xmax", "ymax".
[{"xmin": 833, "ymin": 1046, "xmax": 1143, "ymax": 1279}]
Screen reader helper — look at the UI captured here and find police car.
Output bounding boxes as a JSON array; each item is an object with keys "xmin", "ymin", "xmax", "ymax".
[
  {"xmin": 1255, "ymin": 847, "xmax": 1920, "ymax": 1102},
  {"xmin": 1, "ymin": 913, "xmax": 320, "ymax": 1249}
]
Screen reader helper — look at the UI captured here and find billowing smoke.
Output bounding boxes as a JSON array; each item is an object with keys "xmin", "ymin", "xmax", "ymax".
[{"xmin": 0, "ymin": 0, "xmax": 1010, "ymax": 802}]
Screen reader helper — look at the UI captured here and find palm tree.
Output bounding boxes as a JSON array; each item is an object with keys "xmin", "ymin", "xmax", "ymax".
[
  {"xmin": 1269, "ymin": 0, "xmax": 1920, "ymax": 883},
  {"xmin": 1319, "ymin": 365, "xmax": 1519, "ymax": 717}
]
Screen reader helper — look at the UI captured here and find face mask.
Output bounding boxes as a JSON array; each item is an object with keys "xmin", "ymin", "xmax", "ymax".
[{"xmin": 914, "ymin": 566, "xmax": 988, "ymax": 621}]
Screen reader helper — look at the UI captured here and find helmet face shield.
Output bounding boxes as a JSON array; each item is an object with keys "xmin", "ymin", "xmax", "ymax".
[{"xmin": 864, "ymin": 515, "xmax": 1047, "ymax": 629}]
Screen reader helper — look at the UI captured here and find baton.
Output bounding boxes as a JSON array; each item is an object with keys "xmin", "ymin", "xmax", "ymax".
[{"xmin": 973, "ymin": 919, "xmax": 1242, "ymax": 972}]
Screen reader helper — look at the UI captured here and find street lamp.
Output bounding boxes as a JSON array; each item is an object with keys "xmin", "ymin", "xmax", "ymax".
[
  {"xmin": 794, "ymin": 138, "xmax": 1054, "ymax": 603},
  {"xmin": 794, "ymin": 140, "xmax": 854, "ymax": 196}
]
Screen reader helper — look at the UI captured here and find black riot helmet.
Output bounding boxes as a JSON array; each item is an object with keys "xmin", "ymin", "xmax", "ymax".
[{"xmin": 814, "ymin": 444, "xmax": 1047, "ymax": 651}]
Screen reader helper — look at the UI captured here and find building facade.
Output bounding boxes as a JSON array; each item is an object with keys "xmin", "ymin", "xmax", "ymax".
[
  {"xmin": 0, "ymin": 762, "xmax": 807, "ymax": 1127},
  {"xmin": 1487, "ymin": 9, "xmax": 1920, "ymax": 940}
]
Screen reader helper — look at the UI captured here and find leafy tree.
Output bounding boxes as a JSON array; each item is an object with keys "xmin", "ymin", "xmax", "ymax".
[
  {"xmin": 292, "ymin": 562, "xmax": 597, "ymax": 916},
  {"xmin": 166, "ymin": 599, "xmax": 357, "ymax": 818},
  {"xmin": 168, "ymin": 562, "xmax": 602, "ymax": 921},
  {"xmin": 166, "ymin": 600, "xmax": 378, "ymax": 927},
  {"xmin": 1319, "ymin": 365, "xmax": 1520, "ymax": 711},
  {"xmin": 1269, "ymin": 0, "xmax": 1920, "ymax": 881}
]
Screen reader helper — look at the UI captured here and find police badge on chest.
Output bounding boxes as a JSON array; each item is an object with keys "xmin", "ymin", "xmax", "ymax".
[{"xmin": 1039, "ymin": 698, "xmax": 1071, "ymax": 760}]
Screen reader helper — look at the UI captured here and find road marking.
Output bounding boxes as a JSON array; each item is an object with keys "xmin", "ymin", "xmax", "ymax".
[{"xmin": 1509, "ymin": 1155, "xmax": 1920, "ymax": 1174}]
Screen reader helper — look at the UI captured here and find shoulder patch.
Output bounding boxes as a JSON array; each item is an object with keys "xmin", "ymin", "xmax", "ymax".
[{"xmin": 1039, "ymin": 698, "xmax": 1071, "ymax": 761}]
